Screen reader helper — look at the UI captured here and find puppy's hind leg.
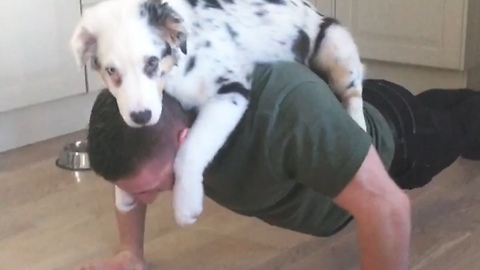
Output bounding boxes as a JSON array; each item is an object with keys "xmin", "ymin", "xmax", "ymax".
[{"xmin": 310, "ymin": 18, "xmax": 367, "ymax": 131}]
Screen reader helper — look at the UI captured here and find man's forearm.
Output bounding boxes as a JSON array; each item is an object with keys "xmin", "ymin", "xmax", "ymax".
[
  {"xmin": 113, "ymin": 189, "xmax": 147, "ymax": 256},
  {"xmin": 356, "ymin": 193, "xmax": 411, "ymax": 270}
]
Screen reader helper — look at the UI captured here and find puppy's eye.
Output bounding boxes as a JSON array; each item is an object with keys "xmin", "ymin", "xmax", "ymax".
[
  {"xmin": 105, "ymin": 67, "xmax": 117, "ymax": 76},
  {"xmin": 146, "ymin": 56, "xmax": 159, "ymax": 69},
  {"xmin": 144, "ymin": 56, "xmax": 160, "ymax": 77}
]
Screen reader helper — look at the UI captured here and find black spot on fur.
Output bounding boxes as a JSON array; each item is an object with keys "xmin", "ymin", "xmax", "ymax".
[
  {"xmin": 143, "ymin": 1, "xmax": 182, "ymax": 28},
  {"xmin": 144, "ymin": 56, "xmax": 159, "ymax": 78},
  {"xmin": 216, "ymin": 77, "xmax": 229, "ymax": 84},
  {"xmin": 204, "ymin": 41, "xmax": 211, "ymax": 47},
  {"xmin": 302, "ymin": 0, "xmax": 311, "ymax": 8},
  {"xmin": 292, "ymin": 29, "xmax": 310, "ymax": 63},
  {"xmin": 225, "ymin": 23, "xmax": 238, "ymax": 40},
  {"xmin": 140, "ymin": 7, "xmax": 147, "ymax": 17},
  {"xmin": 91, "ymin": 57, "xmax": 101, "ymax": 70},
  {"xmin": 255, "ymin": 10, "xmax": 267, "ymax": 16},
  {"xmin": 223, "ymin": 0, "xmax": 234, "ymax": 3},
  {"xmin": 185, "ymin": 57, "xmax": 196, "ymax": 74},
  {"xmin": 215, "ymin": 77, "xmax": 228, "ymax": 84},
  {"xmin": 187, "ymin": 0, "xmax": 199, "ymax": 7},
  {"xmin": 310, "ymin": 17, "xmax": 339, "ymax": 65},
  {"xmin": 204, "ymin": 0, "xmax": 223, "ymax": 9},
  {"xmin": 246, "ymin": 73, "xmax": 253, "ymax": 83},
  {"xmin": 161, "ymin": 43, "xmax": 172, "ymax": 58},
  {"xmin": 264, "ymin": 0, "xmax": 285, "ymax": 5},
  {"xmin": 178, "ymin": 33, "xmax": 188, "ymax": 54},
  {"xmin": 218, "ymin": 82, "xmax": 250, "ymax": 100},
  {"xmin": 346, "ymin": 80, "xmax": 355, "ymax": 89}
]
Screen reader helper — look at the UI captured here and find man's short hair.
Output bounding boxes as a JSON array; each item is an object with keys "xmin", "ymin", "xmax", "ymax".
[{"xmin": 87, "ymin": 89, "xmax": 190, "ymax": 182}]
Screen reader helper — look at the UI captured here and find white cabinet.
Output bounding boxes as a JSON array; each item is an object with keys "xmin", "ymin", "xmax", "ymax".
[
  {"xmin": 0, "ymin": 0, "xmax": 103, "ymax": 153},
  {"xmin": 0, "ymin": 0, "xmax": 87, "ymax": 113},
  {"xmin": 313, "ymin": 0, "xmax": 335, "ymax": 17},
  {"xmin": 335, "ymin": 0, "xmax": 472, "ymax": 70},
  {"xmin": 312, "ymin": 0, "xmax": 480, "ymax": 92}
]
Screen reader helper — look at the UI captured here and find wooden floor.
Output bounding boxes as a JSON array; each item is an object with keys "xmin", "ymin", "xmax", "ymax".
[{"xmin": 1, "ymin": 131, "xmax": 479, "ymax": 270}]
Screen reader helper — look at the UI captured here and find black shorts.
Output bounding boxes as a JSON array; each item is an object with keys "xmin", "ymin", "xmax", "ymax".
[{"xmin": 362, "ymin": 79, "xmax": 463, "ymax": 189}]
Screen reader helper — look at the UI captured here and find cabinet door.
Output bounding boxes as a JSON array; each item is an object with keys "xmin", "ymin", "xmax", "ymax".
[
  {"xmin": 312, "ymin": 0, "xmax": 335, "ymax": 17},
  {"xmin": 0, "ymin": 0, "xmax": 87, "ymax": 113},
  {"xmin": 335, "ymin": 0, "xmax": 467, "ymax": 70}
]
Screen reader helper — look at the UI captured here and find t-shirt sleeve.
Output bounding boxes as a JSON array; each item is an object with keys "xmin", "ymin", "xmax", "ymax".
[{"xmin": 268, "ymin": 81, "xmax": 373, "ymax": 198}]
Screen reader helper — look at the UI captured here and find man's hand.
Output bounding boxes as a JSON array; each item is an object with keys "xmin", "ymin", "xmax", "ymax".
[
  {"xmin": 333, "ymin": 145, "xmax": 411, "ymax": 270},
  {"xmin": 76, "ymin": 249, "xmax": 147, "ymax": 270}
]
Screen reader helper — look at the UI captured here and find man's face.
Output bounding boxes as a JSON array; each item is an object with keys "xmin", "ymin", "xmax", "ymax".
[
  {"xmin": 114, "ymin": 128, "xmax": 189, "ymax": 204},
  {"xmin": 115, "ymin": 156, "xmax": 175, "ymax": 204}
]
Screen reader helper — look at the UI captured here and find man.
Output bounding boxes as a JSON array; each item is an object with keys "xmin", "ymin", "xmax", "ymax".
[{"xmin": 81, "ymin": 61, "xmax": 480, "ymax": 270}]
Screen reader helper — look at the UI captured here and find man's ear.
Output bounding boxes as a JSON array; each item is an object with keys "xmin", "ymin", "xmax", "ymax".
[
  {"xmin": 143, "ymin": 0, "xmax": 187, "ymax": 54},
  {"xmin": 70, "ymin": 17, "xmax": 98, "ymax": 68},
  {"xmin": 178, "ymin": 128, "xmax": 190, "ymax": 145}
]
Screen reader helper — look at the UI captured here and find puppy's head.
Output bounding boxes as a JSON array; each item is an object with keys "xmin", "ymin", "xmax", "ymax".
[{"xmin": 70, "ymin": 0, "xmax": 187, "ymax": 127}]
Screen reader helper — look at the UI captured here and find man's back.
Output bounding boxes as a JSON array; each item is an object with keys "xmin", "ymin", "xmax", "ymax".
[{"xmin": 204, "ymin": 61, "xmax": 395, "ymax": 237}]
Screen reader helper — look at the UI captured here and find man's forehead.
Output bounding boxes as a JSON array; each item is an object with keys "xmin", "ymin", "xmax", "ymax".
[{"xmin": 116, "ymin": 161, "xmax": 162, "ymax": 193}]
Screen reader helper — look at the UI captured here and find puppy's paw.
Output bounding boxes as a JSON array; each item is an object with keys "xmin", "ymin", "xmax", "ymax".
[
  {"xmin": 172, "ymin": 176, "xmax": 204, "ymax": 227},
  {"xmin": 342, "ymin": 94, "xmax": 367, "ymax": 131},
  {"xmin": 352, "ymin": 112, "xmax": 367, "ymax": 131}
]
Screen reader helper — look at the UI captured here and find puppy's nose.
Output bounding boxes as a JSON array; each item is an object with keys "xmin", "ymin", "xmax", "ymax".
[{"xmin": 130, "ymin": 110, "xmax": 152, "ymax": 125}]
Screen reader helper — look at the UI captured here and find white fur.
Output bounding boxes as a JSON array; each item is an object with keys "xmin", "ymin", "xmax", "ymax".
[
  {"xmin": 114, "ymin": 185, "xmax": 137, "ymax": 212},
  {"xmin": 71, "ymin": 0, "xmax": 367, "ymax": 226}
]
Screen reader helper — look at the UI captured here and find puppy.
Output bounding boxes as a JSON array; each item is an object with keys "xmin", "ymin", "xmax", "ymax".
[{"xmin": 71, "ymin": 0, "xmax": 366, "ymax": 226}]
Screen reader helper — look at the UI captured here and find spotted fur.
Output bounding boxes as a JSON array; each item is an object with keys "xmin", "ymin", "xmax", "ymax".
[{"xmin": 70, "ymin": 0, "xmax": 366, "ymax": 226}]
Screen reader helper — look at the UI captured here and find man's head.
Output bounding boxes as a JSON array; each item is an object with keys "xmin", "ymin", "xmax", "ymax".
[
  {"xmin": 70, "ymin": 0, "xmax": 188, "ymax": 127},
  {"xmin": 87, "ymin": 89, "xmax": 192, "ymax": 204}
]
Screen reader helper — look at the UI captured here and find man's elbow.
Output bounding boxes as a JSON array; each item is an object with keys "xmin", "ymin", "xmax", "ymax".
[
  {"xmin": 351, "ymin": 186, "xmax": 411, "ymax": 227},
  {"xmin": 370, "ymin": 188, "xmax": 411, "ymax": 228},
  {"xmin": 385, "ymin": 190, "xmax": 411, "ymax": 223}
]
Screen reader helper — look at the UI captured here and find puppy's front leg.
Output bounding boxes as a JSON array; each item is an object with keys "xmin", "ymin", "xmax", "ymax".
[
  {"xmin": 115, "ymin": 185, "xmax": 137, "ymax": 212},
  {"xmin": 172, "ymin": 83, "xmax": 250, "ymax": 226}
]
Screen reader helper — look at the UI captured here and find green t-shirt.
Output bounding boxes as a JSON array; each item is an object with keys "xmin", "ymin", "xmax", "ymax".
[{"xmin": 203, "ymin": 61, "xmax": 395, "ymax": 237}]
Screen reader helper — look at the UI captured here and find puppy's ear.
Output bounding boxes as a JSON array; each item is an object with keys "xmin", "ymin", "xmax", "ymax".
[
  {"xmin": 144, "ymin": 0, "xmax": 187, "ymax": 54},
  {"xmin": 70, "ymin": 18, "xmax": 98, "ymax": 67}
]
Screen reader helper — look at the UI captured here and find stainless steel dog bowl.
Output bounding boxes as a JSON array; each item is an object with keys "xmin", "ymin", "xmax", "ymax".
[{"xmin": 55, "ymin": 140, "xmax": 91, "ymax": 171}]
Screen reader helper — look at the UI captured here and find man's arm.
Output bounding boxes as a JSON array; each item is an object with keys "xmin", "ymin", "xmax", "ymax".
[
  {"xmin": 76, "ymin": 188, "xmax": 147, "ymax": 270},
  {"xmin": 114, "ymin": 194, "xmax": 147, "ymax": 258},
  {"xmin": 333, "ymin": 145, "xmax": 411, "ymax": 270}
]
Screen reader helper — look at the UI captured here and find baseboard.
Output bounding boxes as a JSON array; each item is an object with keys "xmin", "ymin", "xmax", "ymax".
[
  {"xmin": 363, "ymin": 59, "xmax": 473, "ymax": 95},
  {"xmin": 0, "ymin": 90, "xmax": 101, "ymax": 153}
]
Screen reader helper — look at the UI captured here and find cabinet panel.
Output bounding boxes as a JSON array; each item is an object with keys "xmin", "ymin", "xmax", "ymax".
[
  {"xmin": 336, "ymin": 0, "xmax": 467, "ymax": 70},
  {"xmin": 464, "ymin": 0, "xmax": 480, "ymax": 69},
  {"xmin": 0, "ymin": 0, "xmax": 87, "ymax": 113},
  {"xmin": 312, "ymin": 0, "xmax": 334, "ymax": 17}
]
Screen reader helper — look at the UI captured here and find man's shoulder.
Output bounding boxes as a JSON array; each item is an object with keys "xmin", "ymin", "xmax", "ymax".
[
  {"xmin": 253, "ymin": 61, "xmax": 327, "ymax": 87},
  {"xmin": 249, "ymin": 61, "xmax": 334, "ymax": 112}
]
